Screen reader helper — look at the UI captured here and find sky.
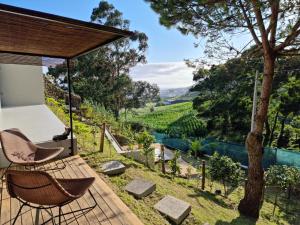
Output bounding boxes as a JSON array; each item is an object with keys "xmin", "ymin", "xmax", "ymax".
[{"xmin": 0, "ymin": 0, "xmax": 239, "ymax": 89}]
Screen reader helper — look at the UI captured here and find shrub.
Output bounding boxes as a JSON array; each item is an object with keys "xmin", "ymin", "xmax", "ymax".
[
  {"xmin": 209, "ymin": 152, "xmax": 243, "ymax": 196},
  {"xmin": 136, "ymin": 131, "xmax": 155, "ymax": 168},
  {"xmin": 168, "ymin": 150, "xmax": 181, "ymax": 176},
  {"xmin": 189, "ymin": 139, "xmax": 203, "ymax": 157},
  {"xmin": 127, "ymin": 121, "xmax": 145, "ymax": 132},
  {"xmin": 266, "ymin": 165, "xmax": 300, "ymax": 215},
  {"xmin": 266, "ymin": 165, "xmax": 300, "ymax": 190}
]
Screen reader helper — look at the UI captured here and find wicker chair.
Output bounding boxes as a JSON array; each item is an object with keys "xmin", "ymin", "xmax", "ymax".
[
  {"xmin": 0, "ymin": 128, "xmax": 65, "ymax": 179},
  {"xmin": 6, "ymin": 170, "xmax": 96, "ymax": 225}
]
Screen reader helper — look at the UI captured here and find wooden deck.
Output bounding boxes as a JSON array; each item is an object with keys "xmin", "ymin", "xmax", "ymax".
[{"xmin": 0, "ymin": 155, "xmax": 144, "ymax": 225}]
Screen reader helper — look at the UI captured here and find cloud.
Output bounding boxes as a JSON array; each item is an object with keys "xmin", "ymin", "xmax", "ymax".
[{"xmin": 130, "ymin": 61, "xmax": 195, "ymax": 89}]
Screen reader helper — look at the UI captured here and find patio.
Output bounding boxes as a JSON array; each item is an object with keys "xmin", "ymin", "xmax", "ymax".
[{"xmin": 0, "ymin": 155, "xmax": 143, "ymax": 225}]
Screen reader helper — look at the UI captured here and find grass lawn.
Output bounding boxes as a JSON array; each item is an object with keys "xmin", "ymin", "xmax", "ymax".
[
  {"xmin": 47, "ymin": 97, "xmax": 298, "ymax": 225},
  {"xmin": 80, "ymin": 144, "xmax": 298, "ymax": 225}
]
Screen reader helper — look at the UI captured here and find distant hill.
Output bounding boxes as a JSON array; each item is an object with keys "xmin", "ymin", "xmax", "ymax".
[
  {"xmin": 160, "ymin": 87, "xmax": 199, "ymax": 101},
  {"xmin": 160, "ymin": 87, "xmax": 190, "ymax": 98}
]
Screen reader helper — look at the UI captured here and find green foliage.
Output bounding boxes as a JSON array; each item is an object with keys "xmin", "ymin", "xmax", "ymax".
[
  {"xmin": 189, "ymin": 139, "xmax": 203, "ymax": 157},
  {"xmin": 47, "ymin": 1, "xmax": 155, "ymax": 118},
  {"xmin": 209, "ymin": 152, "xmax": 243, "ymax": 196},
  {"xmin": 266, "ymin": 165, "xmax": 300, "ymax": 190},
  {"xmin": 265, "ymin": 165, "xmax": 300, "ymax": 216},
  {"xmin": 125, "ymin": 81, "xmax": 160, "ymax": 111},
  {"xmin": 275, "ymin": 75, "xmax": 300, "ymax": 148},
  {"xmin": 47, "ymin": 97, "xmax": 299, "ymax": 224},
  {"xmin": 125, "ymin": 102, "xmax": 193, "ymax": 130},
  {"xmin": 136, "ymin": 131, "xmax": 155, "ymax": 168},
  {"xmin": 192, "ymin": 58, "xmax": 257, "ymax": 142},
  {"xmin": 168, "ymin": 150, "xmax": 181, "ymax": 176},
  {"xmin": 124, "ymin": 102, "xmax": 206, "ymax": 138},
  {"xmin": 87, "ymin": 146, "xmax": 299, "ymax": 225},
  {"xmin": 146, "ymin": 1, "xmax": 300, "ymax": 61},
  {"xmin": 190, "ymin": 56, "xmax": 300, "ymax": 149},
  {"xmin": 166, "ymin": 112, "xmax": 207, "ymax": 137},
  {"xmin": 137, "ymin": 131, "xmax": 155, "ymax": 149}
]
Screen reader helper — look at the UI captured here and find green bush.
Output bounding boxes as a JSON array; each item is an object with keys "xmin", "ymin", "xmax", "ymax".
[
  {"xmin": 136, "ymin": 131, "xmax": 155, "ymax": 168},
  {"xmin": 168, "ymin": 150, "xmax": 181, "ymax": 176},
  {"xmin": 189, "ymin": 139, "xmax": 203, "ymax": 157},
  {"xmin": 209, "ymin": 152, "xmax": 243, "ymax": 196},
  {"xmin": 266, "ymin": 165, "xmax": 300, "ymax": 190},
  {"xmin": 266, "ymin": 165, "xmax": 300, "ymax": 216}
]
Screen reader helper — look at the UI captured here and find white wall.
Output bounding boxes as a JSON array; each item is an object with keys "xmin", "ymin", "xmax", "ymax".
[{"xmin": 0, "ymin": 64, "xmax": 44, "ymax": 107}]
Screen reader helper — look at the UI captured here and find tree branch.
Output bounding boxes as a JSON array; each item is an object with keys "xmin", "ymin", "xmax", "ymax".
[
  {"xmin": 277, "ymin": 47, "xmax": 300, "ymax": 56},
  {"xmin": 251, "ymin": 0, "xmax": 271, "ymax": 53},
  {"xmin": 238, "ymin": 0, "xmax": 261, "ymax": 46},
  {"xmin": 269, "ymin": 0, "xmax": 279, "ymax": 47},
  {"xmin": 275, "ymin": 19, "xmax": 300, "ymax": 52}
]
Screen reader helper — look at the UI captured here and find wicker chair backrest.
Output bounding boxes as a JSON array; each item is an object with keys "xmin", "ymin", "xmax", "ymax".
[
  {"xmin": 0, "ymin": 128, "xmax": 36, "ymax": 163},
  {"xmin": 6, "ymin": 170, "xmax": 72, "ymax": 206}
]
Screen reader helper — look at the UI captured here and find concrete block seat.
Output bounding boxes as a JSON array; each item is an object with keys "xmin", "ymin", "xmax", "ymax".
[
  {"xmin": 125, "ymin": 179, "xmax": 156, "ymax": 199},
  {"xmin": 154, "ymin": 195, "xmax": 191, "ymax": 225},
  {"xmin": 101, "ymin": 160, "xmax": 126, "ymax": 175}
]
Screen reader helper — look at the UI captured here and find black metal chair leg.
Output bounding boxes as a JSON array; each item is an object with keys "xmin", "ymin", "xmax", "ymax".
[
  {"xmin": 12, "ymin": 202, "xmax": 25, "ymax": 225},
  {"xmin": 88, "ymin": 189, "xmax": 97, "ymax": 207},
  {"xmin": 41, "ymin": 190, "xmax": 97, "ymax": 225},
  {"xmin": 0, "ymin": 162, "xmax": 12, "ymax": 181},
  {"xmin": 59, "ymin": 207, "xmax": 62, "ymax": 225}
]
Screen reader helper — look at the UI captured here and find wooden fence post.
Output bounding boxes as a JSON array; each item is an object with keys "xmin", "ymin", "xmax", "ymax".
[
  {"xmin": 161, "ymin": 145, "xmax": 166, "ymax": 174},
  {"xmin": 100, "ymin": 123, "xmax": 106, "ymax": 152},
  {"xmin": 201, "ymin": 160, "xmax": 206, "ymax": 190}
]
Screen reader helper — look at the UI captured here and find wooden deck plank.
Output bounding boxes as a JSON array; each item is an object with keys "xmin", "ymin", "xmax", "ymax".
[
  {"xmin": 1, "ymin": 184, "xmax": 11, "ymax": 225},
  {"xmin": 65, "ymin": 157, "xmax": 123, "ymax": 225},
  {"xmin": 0, "ymin": 178, "xmax": 3, "ymax": 225},
  {"xmin": 10, "ymin": 186, "xmax": 21, "ymax": 225},
  {"xmin": 56, "ymin": 159, "xmax": 92, "ymax": 225},
  {"xmin": 61, "ymin": 158, "xmax": 109, "ymax": 225},
  {"xmin": 75, "ymin": 156, "xmax": 144, "ymax": 225},
  {"xmin": 65, "ymin": 157, "xmax": 119, "ymax": 225},
  {"xmin": 51, "ymin": 160, "xmax": 80, "ymax": 225},
  {"xmin": 0, "ymin": 156, "xmax": 143, "ymax": 225}
]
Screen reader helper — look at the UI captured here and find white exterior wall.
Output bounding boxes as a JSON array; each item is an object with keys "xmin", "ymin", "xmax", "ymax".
[{"xmin": 0, "ymin": 64, "xmax": 44, "ymax": 107}]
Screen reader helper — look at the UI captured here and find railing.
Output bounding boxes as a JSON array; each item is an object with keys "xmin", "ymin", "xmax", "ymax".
[{"xmin": 104, "ymin": 125, "xmax": 124, "ymax": 154}]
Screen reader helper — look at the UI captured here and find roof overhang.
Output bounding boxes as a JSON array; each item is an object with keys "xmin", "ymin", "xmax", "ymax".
[{"xmin": 0, "ymin": 3, "xmax": 133, "ymax": 59}]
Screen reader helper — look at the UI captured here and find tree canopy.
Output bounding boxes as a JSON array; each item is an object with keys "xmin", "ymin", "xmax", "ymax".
[
  {"xmin": 47, "ymin": 1, "xmax": 160, "ymax": 118},
  {"xmin": 192, "ymin": 56, "xmax": 300, "ymax": 149},
  {"xmin": 146, "ymin": 0, "xmax": 300, "ymax": 219},
  {"xmin": 146, "ymin": 0, "xmax": 300, "ymax": 59}
]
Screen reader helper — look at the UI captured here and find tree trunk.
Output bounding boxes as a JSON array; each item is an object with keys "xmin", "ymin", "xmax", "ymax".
[
  {"xmin": 238, "ymin": 53, "xmax": 275, "ymax": 219},
  {"xmin": 272, "ymin": 191, "xmax": 278, "ymax": 216},
  {"xmin": 263, "ymin": 117, "xmax": 271, "ymax": 146},
  {"xmin": 269, "ymin": 111, "xmax": 278, "ymax": 146},
  {"xmin": 277, "ymin": 116, "xmax": 286, "ymax": 147},
  {"xmin": 124, "ymin": 108, "xmax": 127, "ymax": 120},
  {"xmin": 114, "ymin": 109, "xmax": 120, "ymax": 119}
]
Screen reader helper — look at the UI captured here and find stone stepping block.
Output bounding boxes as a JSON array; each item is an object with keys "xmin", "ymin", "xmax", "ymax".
[
  {"xmin": 125, "ymin": 179, "xmax": 156, "ymax": 199},
  {"xmin": 101, "ymin": 160, "xmax": 126, "ymax": 175},
  {"xmin": 154, "ymin": 195, "xmax": 191, "ymax": 225}
]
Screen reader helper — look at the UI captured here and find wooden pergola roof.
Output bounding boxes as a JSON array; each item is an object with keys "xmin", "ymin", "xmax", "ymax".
[{"xmin": 0, "ymin": 3, "xmax": 133, "ymax": 59}]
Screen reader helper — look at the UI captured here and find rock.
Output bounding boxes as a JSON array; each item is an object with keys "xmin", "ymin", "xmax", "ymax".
[
  {"xmin": 154, "ymin": 195, "xmax": 191, "ymax": 224},
  {"xmin": 101, "ymin": 160, "xmax": 126, "ymax": 175},
  {"xmin": 125, "ymin": 179, "xmax": 156, "ymax": 199},
  {"xmin": 215, "ymin": 189, "xmax": 222, "ymax": 195}
]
